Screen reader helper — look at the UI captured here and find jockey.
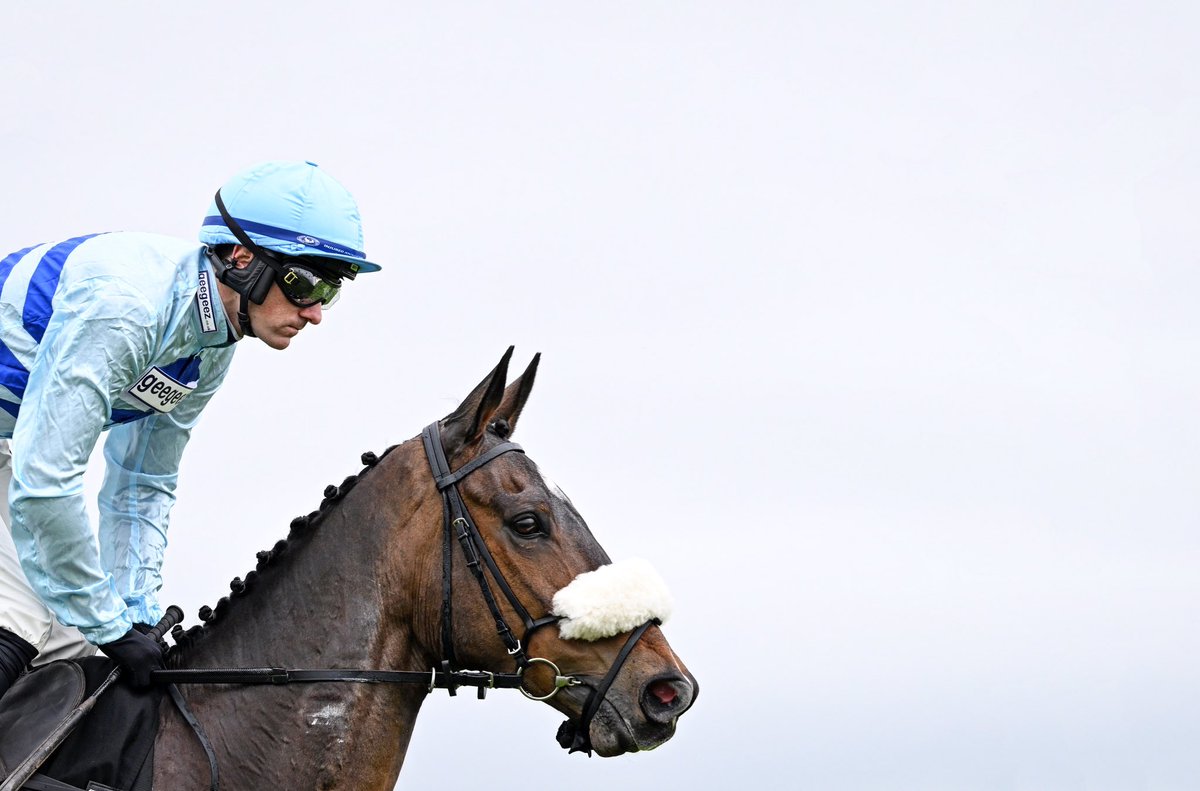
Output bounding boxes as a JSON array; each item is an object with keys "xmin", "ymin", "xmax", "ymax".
[{"xmin": 0, "ymin": 161, "xmax": 382, "ymax": 697}]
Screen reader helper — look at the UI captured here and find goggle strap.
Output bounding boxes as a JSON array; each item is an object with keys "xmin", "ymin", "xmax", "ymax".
[
  {"xmin": 212, "ymin": 190, "xmax": 277, "ymax": 307},
  {"xmin": 215, "ymin": 190, "xmax": 263, "ymax": 255}
]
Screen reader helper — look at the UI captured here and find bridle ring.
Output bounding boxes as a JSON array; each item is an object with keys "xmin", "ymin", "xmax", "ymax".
[{"xmin": 518, "ymin": 657, "xmax": 580, "ymax": 701}]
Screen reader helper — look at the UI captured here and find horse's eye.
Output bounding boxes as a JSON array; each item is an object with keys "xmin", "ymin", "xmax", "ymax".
[{"xmin": 510, "ymin": 514, "xmax": 542, "ymax": 537}]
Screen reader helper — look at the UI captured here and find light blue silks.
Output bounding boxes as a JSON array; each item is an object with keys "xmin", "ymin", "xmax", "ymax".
[{"xmin": 0, "ymin": 232, "xmax": 237, "ymax": 644}]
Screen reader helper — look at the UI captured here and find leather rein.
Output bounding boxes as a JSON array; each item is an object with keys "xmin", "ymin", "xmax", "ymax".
[{"xmin": 152, "ymin": 420, "xmax": 658, "ymax": 784}]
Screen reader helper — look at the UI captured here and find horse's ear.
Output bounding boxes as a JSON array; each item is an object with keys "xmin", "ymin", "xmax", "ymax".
[
  {"xmin": 497, "ymin": 352, "xmax": 539, "ymax": 435},
  {"xmin": 442, "ymin": 346, "xmax": 514, "ymax": 450}
]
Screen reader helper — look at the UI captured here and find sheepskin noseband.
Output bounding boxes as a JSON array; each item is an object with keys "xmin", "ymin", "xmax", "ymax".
[{"xmin": 551, "ymin": 558, "xmax": 673, "ymax": 641}]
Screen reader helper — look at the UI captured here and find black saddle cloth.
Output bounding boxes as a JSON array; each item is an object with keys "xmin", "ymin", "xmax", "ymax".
[{"xmin": 0, "ymin": 657, "xmax": 162, "ymax": 791}]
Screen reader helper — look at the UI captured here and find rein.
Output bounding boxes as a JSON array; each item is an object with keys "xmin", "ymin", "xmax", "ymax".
[{"xmin": 152, "ymin": 420, "xmax": 657, "ymax": 786}]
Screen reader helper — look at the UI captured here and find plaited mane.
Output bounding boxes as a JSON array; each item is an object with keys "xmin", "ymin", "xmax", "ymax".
[{"xmin": 167, "ymin": 447, "xmax": 397, "ymax": 658}]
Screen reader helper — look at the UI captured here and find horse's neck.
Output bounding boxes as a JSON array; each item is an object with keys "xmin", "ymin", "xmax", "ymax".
[
  {"xmin": 193, "ymin": 505, "xmax": 398, "ymax": 663},
  {"xmin": 163, "ymin": 456, "xmax": 440, "ymax": 789}
]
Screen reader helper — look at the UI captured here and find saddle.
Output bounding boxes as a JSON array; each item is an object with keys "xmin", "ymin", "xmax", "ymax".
[{"xmin": 0, "ymin": 658, "xmax": 162, "ymax": 791}]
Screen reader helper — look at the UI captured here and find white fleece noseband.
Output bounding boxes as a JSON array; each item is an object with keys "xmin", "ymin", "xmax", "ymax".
[{"xmin": 552, "ymin": 558, "xmax": 674, "ymax": 641}]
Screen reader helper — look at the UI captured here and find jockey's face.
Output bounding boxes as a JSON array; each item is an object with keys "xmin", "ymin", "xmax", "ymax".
[{"xmin": 220, "ymin": 245, "xmax": 325, "ymax": 350}]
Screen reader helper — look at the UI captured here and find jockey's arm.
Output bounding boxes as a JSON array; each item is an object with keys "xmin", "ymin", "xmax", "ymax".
[
  {"xmin": 8, "ymin": 278, "xmax": 156, "ymax": 646},
  {"xmin": 98, "ymin": 352, "xmax": 231, "ymax": 629}
]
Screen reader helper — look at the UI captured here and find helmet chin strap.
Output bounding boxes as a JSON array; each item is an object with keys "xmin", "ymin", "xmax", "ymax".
[{"xmin": 236, "ymin": 285, "xmax": 256, "ymax": 339}]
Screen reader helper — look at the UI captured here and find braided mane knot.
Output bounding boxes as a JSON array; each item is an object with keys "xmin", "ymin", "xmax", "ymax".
[{"xmin": 170, "ymin": 448, "xmax": 388, "ymax": 656}]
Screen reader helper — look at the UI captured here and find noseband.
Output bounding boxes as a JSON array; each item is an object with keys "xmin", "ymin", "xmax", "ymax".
[{"xmin": 420, "ymin": 421, "xmax": 657, "ymax": 754}]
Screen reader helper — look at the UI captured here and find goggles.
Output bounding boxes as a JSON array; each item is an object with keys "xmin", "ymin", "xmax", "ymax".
[{"xmin": 275, "ymin": 260, "xmax": 342, "ymax": 309}]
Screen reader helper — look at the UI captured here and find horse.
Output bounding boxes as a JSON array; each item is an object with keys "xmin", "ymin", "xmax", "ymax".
[{"xmin": 142, "ymin": 348, "xmax": 698, "ymax": 789}]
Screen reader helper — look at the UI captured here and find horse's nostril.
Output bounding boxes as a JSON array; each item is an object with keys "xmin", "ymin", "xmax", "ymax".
[
  {"xmin": 649, "ymin": 680, "xmax": 678, "ymax": 706},
  {"xmin": 641, "ymin": 677, "xmax": 691, "ymax": 724}
]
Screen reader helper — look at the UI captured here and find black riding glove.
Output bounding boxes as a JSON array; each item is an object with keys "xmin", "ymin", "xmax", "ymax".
[
  {"xmin": 131, "ymin": 621, "xmax": 169, "ymax": 653},
  {"xmin": 0, "ymin": 628, "xmax": 37, "ymax": 699},
  {"xmin": 98, "ymin": 627, "xmax": 164, "ymax": 688}
]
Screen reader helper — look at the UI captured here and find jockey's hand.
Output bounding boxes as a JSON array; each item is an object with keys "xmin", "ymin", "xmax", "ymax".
[
  {"xmin": 99, "ymin": 628, "xmax": 165, "ymax": 687},
  {"xmin": 131, "ymin": 621, "xmax": 169, "ymax": 653}
]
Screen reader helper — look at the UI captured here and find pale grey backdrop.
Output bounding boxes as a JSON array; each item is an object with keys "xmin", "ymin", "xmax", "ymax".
[{"xmin": 2, "ymin": 3, "xmax": 1197, "ymax": 790}]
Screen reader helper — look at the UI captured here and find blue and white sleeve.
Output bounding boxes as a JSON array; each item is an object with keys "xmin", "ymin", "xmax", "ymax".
[{"xmin": 8, "ymin": 279, "xmax": 155, "ymax": 645}]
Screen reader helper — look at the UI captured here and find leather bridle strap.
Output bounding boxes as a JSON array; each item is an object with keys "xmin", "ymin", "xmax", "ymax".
[
  {"xmin": 561, "ymin": 619, "xmax": 659, "ymax": 755},
  {"xmin": 431, "ymin": 440, "xmax": 524, "ymax": 489},
  {"xmin": 421, "ymin": 423, "xmax": 544, "ymax": 661}
]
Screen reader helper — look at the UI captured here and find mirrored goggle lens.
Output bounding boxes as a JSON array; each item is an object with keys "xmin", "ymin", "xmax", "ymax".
[{"xmin": 279, "ymin": 265, "xmax": 341, "ymax": 308}]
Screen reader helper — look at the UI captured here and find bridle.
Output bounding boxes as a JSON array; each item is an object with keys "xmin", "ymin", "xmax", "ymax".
[
  {"xmin": 420, "ymin": 420, "xmax": 659, "ymax": 753},
  {"xmin": 421, "ymin": 422, "xmax": 565, "ymax": 686},
  {"xmin": 153, "ymin": 419, "xmax": 661, "ymax": 787}
]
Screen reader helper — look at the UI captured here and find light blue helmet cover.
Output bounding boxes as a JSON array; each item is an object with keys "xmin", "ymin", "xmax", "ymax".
[{"xmin": 200, "ymin": 160, "xmax": 381, "ymax": 273}]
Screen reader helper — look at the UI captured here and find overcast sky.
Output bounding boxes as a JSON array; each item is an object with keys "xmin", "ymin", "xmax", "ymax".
[{"xmin": 3, "ymin": 3, "xmax": 1198, "ymax": 789}]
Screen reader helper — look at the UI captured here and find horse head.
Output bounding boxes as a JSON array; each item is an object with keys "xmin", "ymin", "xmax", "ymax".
[{"xmin": 382, "ymin": 347, "xmax": 698, "ymax": 756}]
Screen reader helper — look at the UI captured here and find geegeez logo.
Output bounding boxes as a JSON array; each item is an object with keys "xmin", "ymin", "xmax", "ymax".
[
  {"xmin": 195, "ymin": 271, "xmax": 217, "ymax": 333},
  {"xmin": 123, "ymin": 367, "xmax": 197, "ymax": 414},
  {"xmin": 297, "ymin": 235, "xmax": 320, "ymax": 246},
  {"xmin": 135, "ymin": 372, "xmax": 188, "ymax": 408}
]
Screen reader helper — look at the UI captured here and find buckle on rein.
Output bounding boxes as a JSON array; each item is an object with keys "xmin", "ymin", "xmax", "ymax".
[
  {"xmin": 428, "ymin": 658, "xmax": 579, "ymax": 701},
  {"xmin": 429, "ymin": 666, "xmax": 498, "ymax": 699}
]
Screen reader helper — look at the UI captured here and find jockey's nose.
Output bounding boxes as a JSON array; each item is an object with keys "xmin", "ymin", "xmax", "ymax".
[{"xmin": 299, "ymin": 303, "xmax": 323, "ymax": 325}]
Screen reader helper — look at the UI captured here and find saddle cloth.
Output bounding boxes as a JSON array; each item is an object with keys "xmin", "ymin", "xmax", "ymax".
[{"xmin": 0, "ymin": 657, "xmax": 161, "ymax": 791}]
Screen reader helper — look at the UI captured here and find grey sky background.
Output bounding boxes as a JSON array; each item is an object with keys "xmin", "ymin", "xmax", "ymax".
[{"xmin": 3, "ymin": 3, "xmax": 1198, "ymax": 789}]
